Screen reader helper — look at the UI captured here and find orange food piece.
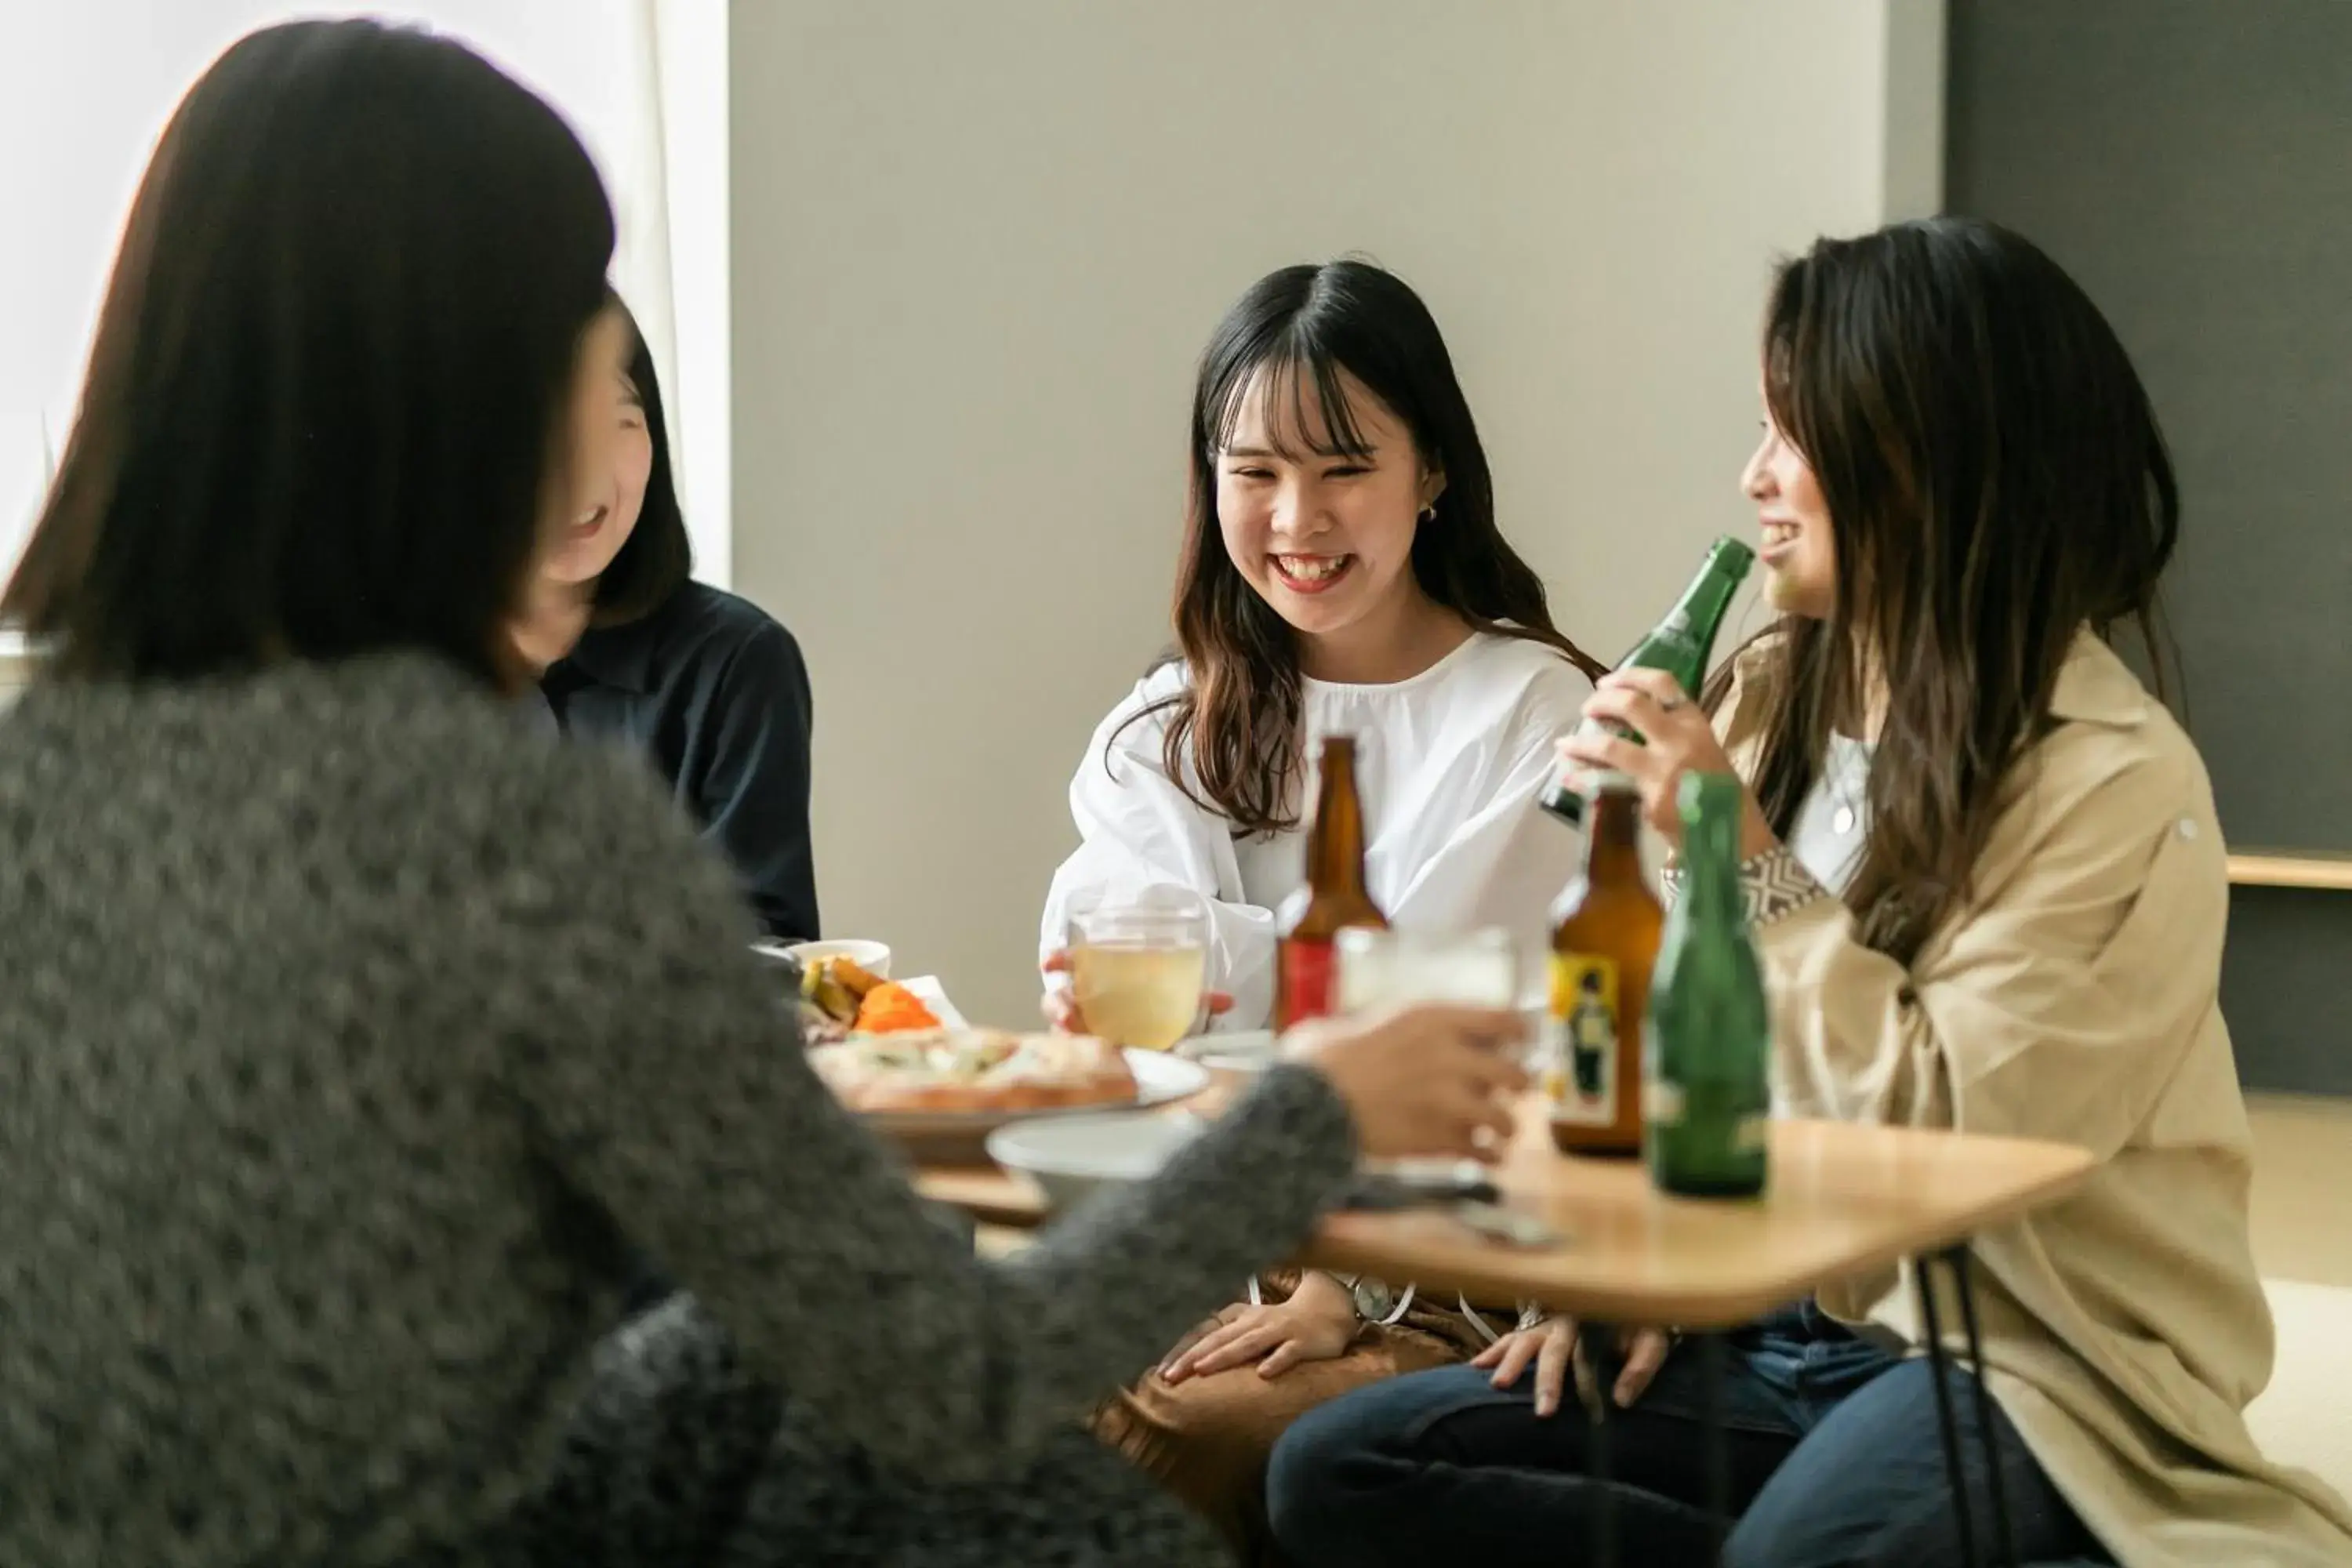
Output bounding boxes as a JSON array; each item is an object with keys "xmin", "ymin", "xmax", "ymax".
[
  {"xmin": 826, "ymin": 956, "xmax": 887, "ymax": 999},
  {"xmin": 853, "ymin": 982, "xmax": 940, "ymax": 1034}
]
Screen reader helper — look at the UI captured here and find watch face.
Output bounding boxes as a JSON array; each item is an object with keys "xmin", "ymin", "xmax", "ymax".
[{"xmin": 1352, "ymin": 1278, "xmax": 1395, "ymax": 1321}]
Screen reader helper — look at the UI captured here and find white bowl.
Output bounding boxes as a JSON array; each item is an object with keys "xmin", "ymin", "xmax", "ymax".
[
  {"xmin": 986, "ymin": 1110, "xmax": 1207, "ymax": 1212},
  {"xmin": 771, "ymin": 938, "xmax": 892, "ymax": 979}
]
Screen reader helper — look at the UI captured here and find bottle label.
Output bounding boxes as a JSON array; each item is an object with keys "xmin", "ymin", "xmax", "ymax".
[
  {"xmin": 1279, "ymin": 938, "xmax": 1336, "ymax": 1029},
  {"xmin": 1642, "ymin": 1078, "xmax": 1686, "ymax": 1127},
  {"xmin": 1546, "ymin": 955, "xmax": 1621, "ymax": 1127}
]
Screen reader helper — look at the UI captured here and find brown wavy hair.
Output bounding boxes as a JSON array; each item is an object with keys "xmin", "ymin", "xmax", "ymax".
[
  {"xmin": 1716, "ymin": 218, "xmax": 2179, "ymax": 964},
  {"xmin": 1121, "ymin": 260, "xmax": 1602, "ymax": 837}
]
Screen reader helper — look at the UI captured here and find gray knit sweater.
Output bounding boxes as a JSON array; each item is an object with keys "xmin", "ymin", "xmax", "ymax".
[{"xmin": 0, "ymin": 655, "xmax": 1356, "ymax": 1565}]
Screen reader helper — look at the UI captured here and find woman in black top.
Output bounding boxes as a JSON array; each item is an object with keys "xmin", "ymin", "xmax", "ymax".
[{"xmin": 535, "ymin": 299, "xmax": 819, "ymax": 942}]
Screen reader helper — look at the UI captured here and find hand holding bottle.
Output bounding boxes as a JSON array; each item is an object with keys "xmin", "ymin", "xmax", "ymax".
[
  {"xmin": 1538, "ymin": 535, "xmax": 1754, "ymax": 826},
  {"xmin": 1560, "ymin": 670, "xmax": 1777, "ymax": 860}
]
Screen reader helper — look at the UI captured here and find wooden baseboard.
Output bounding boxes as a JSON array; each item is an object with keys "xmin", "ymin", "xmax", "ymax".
[{"xmin": 2230, "ymin": 851, "xmax": 2352, "ymax": 892}]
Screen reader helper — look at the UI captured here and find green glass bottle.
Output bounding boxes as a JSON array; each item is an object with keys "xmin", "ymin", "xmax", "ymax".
[
  {"xmin": 1539, "ymin": 536, "xmax": 1755, "ymax": 827},
  {"xmin": 1644, "ymin": 771, "xmax": 1769, "ymax": 1198}
]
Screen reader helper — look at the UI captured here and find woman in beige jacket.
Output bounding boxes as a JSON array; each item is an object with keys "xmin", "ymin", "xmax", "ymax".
[{"xmin": 1266, "ymin": 216, "xmax": 2352, "ymax": 1567}]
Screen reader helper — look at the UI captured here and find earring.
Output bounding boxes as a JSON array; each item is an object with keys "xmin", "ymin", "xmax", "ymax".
[{"xmin": 1418, "ymin": 503, "xmax": 1437, "ymax": 523}]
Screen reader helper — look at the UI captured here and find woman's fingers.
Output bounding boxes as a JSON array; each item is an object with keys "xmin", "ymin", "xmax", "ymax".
[
  {"xmin": 1177, "ymin": 1324, "xmax": 1282, "ymax": 1380},
  {"xmin": 1417, "ymin": 1080, "xmax": 1523, "ymax": 1158},
  {"xmin": 1256, "ymin": 1338, "xmax": 1310, "ymax": 1381},
  {"xmin": 1598, "ymin": 667, "xmax": 1696, "ymax": 708},
  {"xmin": 1533, "ymin": 1320, "xmax": 1577, "ymax": 1418},
  {"xmin": 1163, "ymin": 1322, "xmax": 1245, "ymax": 1376},
  {"xmin": 1613, "ymin": 1327, "xmax": 1674, "ymax": 1409},
  {"xmin": 1558, "ymin": 728, "xmax": 1654, "ymax": 782},
  {"xmin": 1155, "ymin": 1322, "xmax": 1216, "ymax": 1376},
  {"xmin": 1488, "ymin": 1329, "xmax": 1542, "ymax": 1390},
  {"xmin": 1041, "ymin": 989, "xmax": 1084, "ymax": 1033},
  {"xmin": 1157, "ymin": 1305, "xmax": 1247, "ymax": 1377},
  {"xmin": 1579, "ymin": 684, "xmax": 1668, "ymax": 733}
]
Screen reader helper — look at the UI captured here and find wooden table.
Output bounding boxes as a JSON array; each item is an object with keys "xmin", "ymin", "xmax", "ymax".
[
  {"xmin": 917, "ymin": 1090, "xmax": 2094, "ymax": 1329},
  {"xmin": 923, "ymin": 1087, "xmax": 2092, "ymax": 1566}
]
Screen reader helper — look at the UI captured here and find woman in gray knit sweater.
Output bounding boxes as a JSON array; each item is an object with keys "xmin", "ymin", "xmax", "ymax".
[{"xmin": 0, "ymin": 21, "xmax": 1527, "ymax": 1568}]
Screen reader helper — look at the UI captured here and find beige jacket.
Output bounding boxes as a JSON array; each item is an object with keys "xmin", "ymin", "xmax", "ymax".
[{"xmin": 1720, "ymin": 631, "xmax": 2352, "ymax": 1568}]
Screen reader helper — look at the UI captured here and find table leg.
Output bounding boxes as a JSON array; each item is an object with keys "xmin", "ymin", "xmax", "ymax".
[
  {"xmin": 1913, "ymin": 1254, "xmax": 1981, "ymax": 1566},
  {"xmin": 1587, "ymin": 1325, "xmax": 1617, "ymax": 1568},
  {"xmin": 1700, "ymin": 1330, "xmax": 1730, "ymax": 1563},
  {"xmin": 1944, "ymin": 1245, "xmax": 2018, "ymax": 1568}
]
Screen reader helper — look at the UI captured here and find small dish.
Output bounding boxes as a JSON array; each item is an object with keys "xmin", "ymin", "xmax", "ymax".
[
  {"xmin": 985, "ymin": 1108, "xmax": 1208, "ymax": 1212},
  {"xmin": 771, "ymin": 938, "xmax": 893, "ymax": 978}
]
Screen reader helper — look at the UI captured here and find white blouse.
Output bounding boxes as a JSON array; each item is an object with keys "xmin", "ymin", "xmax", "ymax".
[{"xmin": 1040, "ymin": 632, "xmax": 1594, "ymax": 1030}]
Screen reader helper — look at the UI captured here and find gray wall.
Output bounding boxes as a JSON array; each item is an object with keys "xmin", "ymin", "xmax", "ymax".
[
  {"xmin": 728, "ymin": 2, "xmax": 1931, "ymax": 1026},
  {"xmin": 1946, "ymin": 0, "xmax": 2352, "ymax": 1094}
]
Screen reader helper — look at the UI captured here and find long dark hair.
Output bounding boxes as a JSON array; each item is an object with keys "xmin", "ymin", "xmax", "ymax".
[
  {"xmin": 588, "ymin": 292, "xmax": 695, "ymax": 626},
  {"xmin": 2, "ymin": 20, "xmax": 615, "ymax": 688},
  {"xmin": 1728, "ymin": 216, "xmax": 2179, "ymax": 963},
  {"xmin": 1136, "ymin": 260, "xmax": 1602, "ymax": 835}
]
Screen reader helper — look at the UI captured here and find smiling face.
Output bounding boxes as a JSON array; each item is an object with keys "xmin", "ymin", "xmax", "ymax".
[
  {"xmin": 540, "ymin": 307, "xmax": 652, "ymax": 588},
  {"xmin": 1212, "ymin": 364, "xmax": 1443, "ymax": 652},
  {"xmin": 1740, "ymin": 390, "xmax": 1837, "ymax": 620}
]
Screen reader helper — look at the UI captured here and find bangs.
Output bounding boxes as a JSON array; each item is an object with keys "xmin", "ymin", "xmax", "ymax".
[{"xmin": 1208, "ymin": 331, "xmax": 1380, "ymax": 464}]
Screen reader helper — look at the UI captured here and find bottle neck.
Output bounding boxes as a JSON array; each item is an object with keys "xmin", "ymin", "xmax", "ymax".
[
  {"xmin": 1675, "ymin": 804, "xmax": 1744, "ymax": 925},
  {"xmin": 1666, "ymin": 556, "xmax": 1744, "ymax": 658},
  {"xmin": 1307, "ymin": 743, "xmax": 1369, "ymax": 899},
  {"xmin": 1582, "ymin": 787, "xmax": 1645, "ymax": 885}
]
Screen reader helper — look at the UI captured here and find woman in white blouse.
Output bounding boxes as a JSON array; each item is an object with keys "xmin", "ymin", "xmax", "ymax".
[{"xmin": 1039, "ymin": 259, "xmax": 1603, "ymax": 1563}]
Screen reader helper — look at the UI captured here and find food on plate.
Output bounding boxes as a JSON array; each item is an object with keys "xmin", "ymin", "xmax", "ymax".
[
  {"xmin": 795, "ymin": 997, "xmax": 851, "ymax": 1046},
  {"xmin": 793, "ymin": 953, "xmax": 942, "ymax": 1039},
  {"xmin": 852, "ymin": 980, "xmax": 941, "ymax": 1035},
  {"xmin": 807, "ymin": 1029, "xmax": 1140, "ymax": 1115},
  {"xmin": 800, "ymin": 953, "xmax": 886, "ymax": 1022}
]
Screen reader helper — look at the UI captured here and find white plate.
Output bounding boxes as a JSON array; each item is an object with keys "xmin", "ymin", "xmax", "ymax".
[{"xmin": 863, "ymin": 1047, "xmax": 1209, "ymax": 1138}]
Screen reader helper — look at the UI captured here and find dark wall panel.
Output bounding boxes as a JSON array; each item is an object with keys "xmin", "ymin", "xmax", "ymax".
[{"xmin": 1946, "ymin": 0, "xmax": 2352, "ymax": 1092}]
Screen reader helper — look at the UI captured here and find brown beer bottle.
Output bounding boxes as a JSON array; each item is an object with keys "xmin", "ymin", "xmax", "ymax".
[
  {"xmin": 1275, "ymin": 735, "xmax": 1388, "ymax": 1029},
  {"xmin": 1546, "ymin": 771, "xmax": 1663, "ymax": 1157}
]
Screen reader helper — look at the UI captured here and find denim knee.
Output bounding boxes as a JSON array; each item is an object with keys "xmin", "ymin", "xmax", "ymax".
[
  {"xmin": 1263, "ymin": 1380, "xmax": 1417, "ymax": 1555},
  {"xmin": 1268, "ymin": 1363, "xmax": 1506, "ymax": 1559}
]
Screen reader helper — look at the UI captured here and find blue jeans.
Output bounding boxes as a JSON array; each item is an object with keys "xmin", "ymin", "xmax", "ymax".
[{"xmin": 1266, "ymin": 1303, "xmax": 2114, "ymax": 1567}]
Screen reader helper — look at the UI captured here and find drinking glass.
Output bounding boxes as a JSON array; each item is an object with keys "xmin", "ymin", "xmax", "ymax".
[
  {"xmin": 1065, "ymin": 887, "xmax": 1210, "ymax": 1051},
  {"xmin": 1335, "ymin": 927, "xmax": 1526, "ymax": 1174},
  {"xmin": 1338, "ymin": 926, "xmax": 1549, "ymax": 1077},
  {"xmin": 1334, "ymin": 927, "xmax": 1519, "ymax": 1014}
]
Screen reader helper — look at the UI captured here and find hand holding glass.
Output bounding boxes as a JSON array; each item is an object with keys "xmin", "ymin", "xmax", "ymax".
[
  {"xmin": 1335, "ymin": 927, "xmax": 1519, "ymax": 1014},
  {"xmin": 1065, "ymin": 890, "xmax": 1209, "ymax": 1051}
]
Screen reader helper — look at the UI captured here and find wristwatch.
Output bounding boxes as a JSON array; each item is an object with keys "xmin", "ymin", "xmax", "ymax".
[{"xmin": 1333, "ymin": 1272, "xmax": 1414, "ymax": 1327}]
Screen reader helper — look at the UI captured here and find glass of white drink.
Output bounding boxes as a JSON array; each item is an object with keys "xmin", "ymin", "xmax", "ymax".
[{"xmin": 1065, "ymin": 887, "xmax": 1210, "ymax": 1051}]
